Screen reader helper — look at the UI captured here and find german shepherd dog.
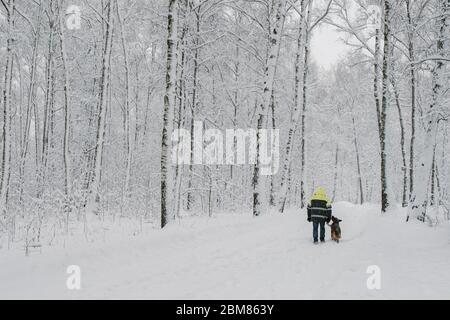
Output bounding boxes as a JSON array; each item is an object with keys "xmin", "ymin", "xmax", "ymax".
[{"xmin": 328, "ymin": 216, "xmax": 342, "ymax": 243}]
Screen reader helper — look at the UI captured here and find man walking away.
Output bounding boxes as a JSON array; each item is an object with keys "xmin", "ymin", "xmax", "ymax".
[{"xmin": 307, "ymin": 187, "xmax": 332, "ymax": 244}]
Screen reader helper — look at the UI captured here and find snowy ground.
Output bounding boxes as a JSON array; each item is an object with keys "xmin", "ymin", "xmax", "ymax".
[{"xmin": 1, "ymin": 202, "xmax": 449, "ymax": 299}]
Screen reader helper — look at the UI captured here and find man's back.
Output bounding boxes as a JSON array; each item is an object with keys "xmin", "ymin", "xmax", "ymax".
[
  {"xmin": 307, "ymin": 199, "xmax": 332, "ymax": 222},
  {"xmin": 307, "ymin": 187, "xmax": 332, "ymax": 243}
]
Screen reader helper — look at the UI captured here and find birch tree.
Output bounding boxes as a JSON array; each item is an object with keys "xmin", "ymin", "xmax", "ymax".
[
  {"xmin": 160, "ymin": 0, "xmax": 178, "ymax": 227},
  {"xmin": 405, "ymin": 0, "xmax": 416, "ymax": 201},
  {"xmin": 380, "ymin": 0, "xmax": 390, "ymax": 212},
  {"xmin": 253, "ymin": 0, "xmax": 285, "ymax": 217},
  {"xmin": 87, "ymin": 0, "xmax": 114, "ymax": 214},
  {"xmin": 408, "ymin": 0, "xmax": 448, "ymax": 222},
  {"xmin": 279, "ymin": 0, "xmax": 306, "ymax": 213},
  {"xmin": 116, "ymin": 0, "xmax": 132, "ymax": 209},
  {"xmin": 0, "ymin": 0, "xmax": 15, "ymax": 217},
  {"xmin": 58, "ymin": 0, "xmax": 72, "ymax": 222}
]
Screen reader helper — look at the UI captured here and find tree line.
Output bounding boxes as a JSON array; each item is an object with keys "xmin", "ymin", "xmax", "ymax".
[{"xmin": 0, "ymin": 0, "xmax": 448, "ymax": 247}]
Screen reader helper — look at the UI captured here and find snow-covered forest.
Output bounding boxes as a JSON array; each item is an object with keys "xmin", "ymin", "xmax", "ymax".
[{"xmin": 0, "ymin": 0, "xmax": 449, "ymax": 300}]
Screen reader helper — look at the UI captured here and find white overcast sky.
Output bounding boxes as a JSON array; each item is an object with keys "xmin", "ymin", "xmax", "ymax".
[
  {"xmin": 309, "ymin": 0, "xmax": 362, "ymax": 70},
  {"xmin": 310, "ymin": 23, "xmax": 349, "ymax": 70}
]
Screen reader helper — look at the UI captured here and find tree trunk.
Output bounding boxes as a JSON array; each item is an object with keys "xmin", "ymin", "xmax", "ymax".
[
  {"xmin": 87, "ymin": 0, "xmax": 114, "ymax": 213},
  {"xmin": 173, "ymin": 8, "xmax": 188, "ymax": 219},
  {"xmin": 391, "ymin": 77, "xmax": 407, "ymax": 207},
  {"xmin": 299, "ymin": 0, "xmax": 312, "ymax": 209},
  {"xmin": 41, "ymin": 1, "xmax": 57, "ymax": 193},
  {"xmin": 405, "ymin": 0, "xmax": 416, "ymax": 202},
  {"xmin": 269, "ymin": 82, "xmax": 276, "ymax": 207},
  {"xmin": 407, "ymin": 0, "xmax": 447, "ymax": 222},
  {"xmin": 380, "ymin": 0, "xmax": 390, "ymax": 212},
  {"xmin": 186, "ymin": 5, "xmax": 201, "ymax": 211},
  {"xmin": 18, "ymin": 3, "xmax": 42, "ymax": 205},
  {"xmin": 253, "ymin": 0, "xmax": 284, "ymax": 217},
  {"xmin": 0, "ymin": 0, "xmax": 15, "ymax": 217},
  {"xmin": 116, "ymin": 0, "xmax": 132, "ymax": 208},
  {"xmin": 279, "ymin": 0, "xmax": 305, "ymax": 213},
  {"xmin": 373, "ymin": 28, "xmax": 382, "ymax": 140},
  {"xmin": 430, "ymin": 146, "xmax": 437, "ymax": 206},
  {"xmin": 332, "ymin": 144, "xmax": 339, "ymax": 202},
  {"xmin": 351, "ymin": 111, "xmax": 364, "ymax": 204},
  {"xmin": 58, "ymin": 0, "xmax": 72, "ymax": 228},
  {"xmin": 160, "ymin": 0, "xmax": 178, "ymax": 228}
]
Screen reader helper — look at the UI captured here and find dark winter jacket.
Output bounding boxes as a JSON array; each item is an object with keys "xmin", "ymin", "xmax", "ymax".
[
  {"xmin": 307, "ymin": 187, "xmax": 332, "ymax": 223},
  {"xmin": 307, "ymin": 199, "xmax": 332, "ymax": 223}
]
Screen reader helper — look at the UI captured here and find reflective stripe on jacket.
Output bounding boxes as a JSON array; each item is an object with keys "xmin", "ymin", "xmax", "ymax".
[{"xmin": 307, "ymin": 199, "xmax": 332, "ymax": 222}]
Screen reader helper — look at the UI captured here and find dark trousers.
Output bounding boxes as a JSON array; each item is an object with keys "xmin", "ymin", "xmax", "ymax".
[{"xmin": 313, "ymin": 220, "xmax": 326, "ymax": 242}]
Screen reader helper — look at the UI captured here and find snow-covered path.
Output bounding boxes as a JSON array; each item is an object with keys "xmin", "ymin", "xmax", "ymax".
[{"xmin": 1, "ymin": 202, "xmax": 449, "ymax": 299}]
